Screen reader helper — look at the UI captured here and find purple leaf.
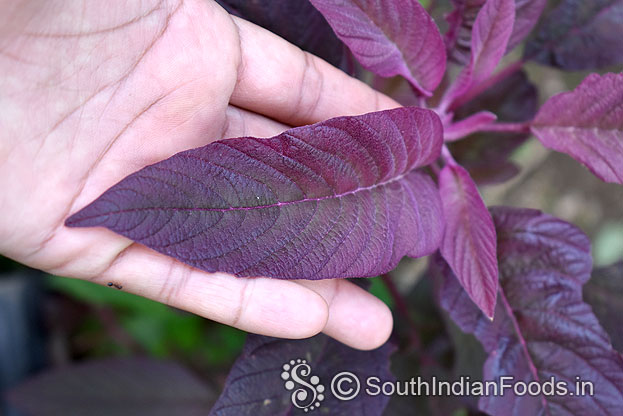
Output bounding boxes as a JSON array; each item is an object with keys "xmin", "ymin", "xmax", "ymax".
[
  {"xmin": 445, "ymin": 0, "xmax": 545, "ymax": 65},
  {"xmin": 506, "ymin": 0, "xmax": 547, "ymax": 52},
  {"xmin": 6, "ymin": 358, "xmax": 214, "ymax": 416},
  {"xmin": 437, "ymin": 207, "xmax": 623, "ymax": 415},
  {"xmin": 445, "ymin": 0, "xmax": 486, "ymax": 65},
  {"xmin": 66, "ymin": 108, "xmax": 444, "ymax": 280},
  {"xmin": 439, "ymin": 164, "xmax": 498, "ymax": 319},
  {"xmin": 450, "ymin": 69, "xmax": 538, "ymax": 185},
  {"xmin": 444, "ymin": 111, "xmax": 497, "ymax": 141},
  {"xmin": 308, "ymin": 0, "xmax": 446, "ymax": 96},
  {"xmin": 444, "ymin": 0, "xmax": 516, "ymax": 105},
  {"xmin": 525, "ymin": 0, "xmax": 623, "ymax": 70},
  {"xmin": 583, "ymin": 262, "xmax": 623, "ymax": 353},
  {"xmin": 215, "ymin": 0, "xmax": 347, "ymax": 70},
  {"xmin": 531, "ymin": 72, "xmax": 623, "ymax": 184},
  {"xmin": 210, "ymin": 334, "xmax": 394, "ymax": 416}
]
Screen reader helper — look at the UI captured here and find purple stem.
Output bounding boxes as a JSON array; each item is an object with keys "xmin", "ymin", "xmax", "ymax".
[
  {"xmin": 441, "ymin": 145, "xmax": 458, "ymax": 166},
  {"xmin": 478, "ymin": 121, "xmax": 531, "ymax": 133},
  {"xmin": 381, "ymin": 273, "xmax": 438, "ymax": 367},
  {"xmin": 382, "ymin": 273, "xmax": 421, "ymax": 346}
]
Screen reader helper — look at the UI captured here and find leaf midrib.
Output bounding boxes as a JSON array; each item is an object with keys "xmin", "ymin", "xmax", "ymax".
[{"xmin": 82, "ymin": 170, "xmax": 412, "ymax": 218}]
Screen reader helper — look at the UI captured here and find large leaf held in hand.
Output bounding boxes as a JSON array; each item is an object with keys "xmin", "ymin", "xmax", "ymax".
[
  {"xmin": 439, "ymin": 164, "xmax": 498, "ymax": 319},
  {"xmin": 532, "ymin": 72, "xmax": 623, "ymax": 184},
  {"xmin": 6, "ymin": 358, "xmax": 214, "ymax": 416},
  {"xmin": 210, "ymin": 334, "xmax": 394, "ymax": 416},
  {"xmin": 215, "ymin": 0, "xmax": 346, "ymax": 69},
  {"xmin": 438, "ymin": 207, "xmax": 623, "ymax": 415},
  {"xmin": 308, "ymin": 0, "xmax": 446, "ymax": 96},
  {"xmin": 67, "ymin": 108, "xmax": 444, "ymax": 280},
  {"xmin": 525, "ymin": 0, "xmax": 623, "ymax": 70}
]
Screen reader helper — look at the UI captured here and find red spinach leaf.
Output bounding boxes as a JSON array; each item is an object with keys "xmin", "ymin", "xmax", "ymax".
[
  {"xmin": 525, "ymin": 0, "xmax": 623, "ymax": 70},
  {"xmin": 308, "ymin": 0, "xmax": 446, "ymax": 96},
  {"xmin": 444, "ymin": 0, "xmax": 516, "ymax": 105},
  {"xmin": 437, "ymin": 207, "xmax": 623, "ymax": 415},
  {"xmin": 445, "ymin": 0, "xmax": 546, "ymax": 65},
  {"xmin": 209, "ymin": 334, "xmax": 394, "ymax": 416},
  {"xmin": 583, "ymin": 262, "xmax": 623, "ymax": 353},
  {"xmin": 439, "ymin": 164, "xmax": 498, "ymax": 319},
  {"xmin": 66, "ymin": 108, "xmax": 444, "ymax": 280},
  {"xmin": 532, "ymin": 72, "xmax": 623, "ymax": 184}
]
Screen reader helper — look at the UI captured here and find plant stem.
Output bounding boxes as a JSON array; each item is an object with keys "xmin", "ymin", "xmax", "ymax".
[
  {"xmin": 429, "ymin": 160, "xmax": 441, "ymax": 177},
  {"xmin": 441, "ymin": 145, "xmax": 458, "ymax": 166},
  {"xmin": 381, "ymin": 273, "xmax": 421, "ymax": 350},
  {"xmin": 478, "ymin": 121, "xmax": 531, "ymax": 134}
]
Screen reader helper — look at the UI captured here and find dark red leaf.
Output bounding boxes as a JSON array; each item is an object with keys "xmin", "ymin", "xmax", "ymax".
[
  {"xmin": 439, "ymin": 164, "xmax": 498, "ymax": 318},
  {"xmin": 532, "ymin": 72, "xmax": 623, "ymax": 184},
  {"xmin": 445, "ymin": 0, "xmax": 546, "ymax": 64},
  {"xmin": 525, "ymin": 0, "xmax": 623, "ymax": 70},
  {"xmin": 309, "ymin": 0, "xmax": 446, "ymax": 96},
  {"xmin": 210, "ymin": 334, "xmax": 394, "ymax": 416},
  {"xmin": 443, "ymin": 0, "xmax": 516, "ymax": 106},
  {"xmin": 437, "ymin": 207, "xmax": 623, "ymax": 415},
  {"xmin": 583, "ymin": 262, "xmax": 623, "ymax": 353}
]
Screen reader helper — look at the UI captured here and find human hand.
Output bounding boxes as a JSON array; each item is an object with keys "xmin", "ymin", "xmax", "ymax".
[{"xmin": 0, "ymin": 0, "xmax": 398, "ymax": 349}]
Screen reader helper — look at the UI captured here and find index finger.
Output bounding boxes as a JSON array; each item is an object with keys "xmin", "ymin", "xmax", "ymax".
[{"xmin": 229, "ymin": 16, "xmax": 400, "ymax": 126}]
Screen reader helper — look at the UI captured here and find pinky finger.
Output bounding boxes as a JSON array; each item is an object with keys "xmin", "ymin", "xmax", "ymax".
[{"xmin": 97, "ymin": 244, "xmax": 329, "ymax": 339}]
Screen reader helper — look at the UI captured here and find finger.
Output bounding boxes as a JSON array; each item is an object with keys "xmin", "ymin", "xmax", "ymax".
[
  {"xmin": 230, "ymin": 16, "xmax": 400, "ymax": 126},
  {"xmin": 223, "ymin": 105, "xmax": 290, "ymax": 139},
  {"xmin": 297, "ymin": 279, "xmax": 393, "ymax": 350},
  {"xmin": 95, "ymin": 243, "xmax": 330, "ymax": 339}
]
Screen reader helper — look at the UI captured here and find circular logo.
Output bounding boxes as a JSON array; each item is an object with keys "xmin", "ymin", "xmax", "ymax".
[{"xmin": 331, "ymin": 372, "xmax": 360, "ymax": 401}]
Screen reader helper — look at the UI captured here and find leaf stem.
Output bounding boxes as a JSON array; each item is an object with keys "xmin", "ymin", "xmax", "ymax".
[
  {"xmin": 429, "ymin": 160, "xmax": 441, "ymax": 177},
  {"xmin": 441, "ymin": 145, "xmax": 458, "ymax": 166},
  {"xmin": 477, "ymin": 121, "xmax": 531, "ymax": 133}
]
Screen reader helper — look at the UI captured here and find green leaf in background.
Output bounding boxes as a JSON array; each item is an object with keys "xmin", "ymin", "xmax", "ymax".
[
  {"xmin": 593, "ymin": 222, "xmax": 623, "ymax": 266},
  {"xmin": 368, "ymin": 276, "xmax": 395, "ymax": 307}
]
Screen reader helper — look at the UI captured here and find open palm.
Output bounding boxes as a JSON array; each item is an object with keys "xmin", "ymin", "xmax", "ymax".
[{"xmin": 0, "ymin": 0, "xmax": 398, "ymax": 349}]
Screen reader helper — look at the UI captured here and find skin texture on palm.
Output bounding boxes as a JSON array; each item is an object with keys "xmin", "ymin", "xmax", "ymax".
[{"xmin": 0, "ymin": 0, "xmax": 399, "ymax": 349}]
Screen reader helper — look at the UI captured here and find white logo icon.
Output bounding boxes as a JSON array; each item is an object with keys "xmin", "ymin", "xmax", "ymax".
[{"xmin": 281, "ymin": 359, "xmax": 325, "ymax": 412}]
